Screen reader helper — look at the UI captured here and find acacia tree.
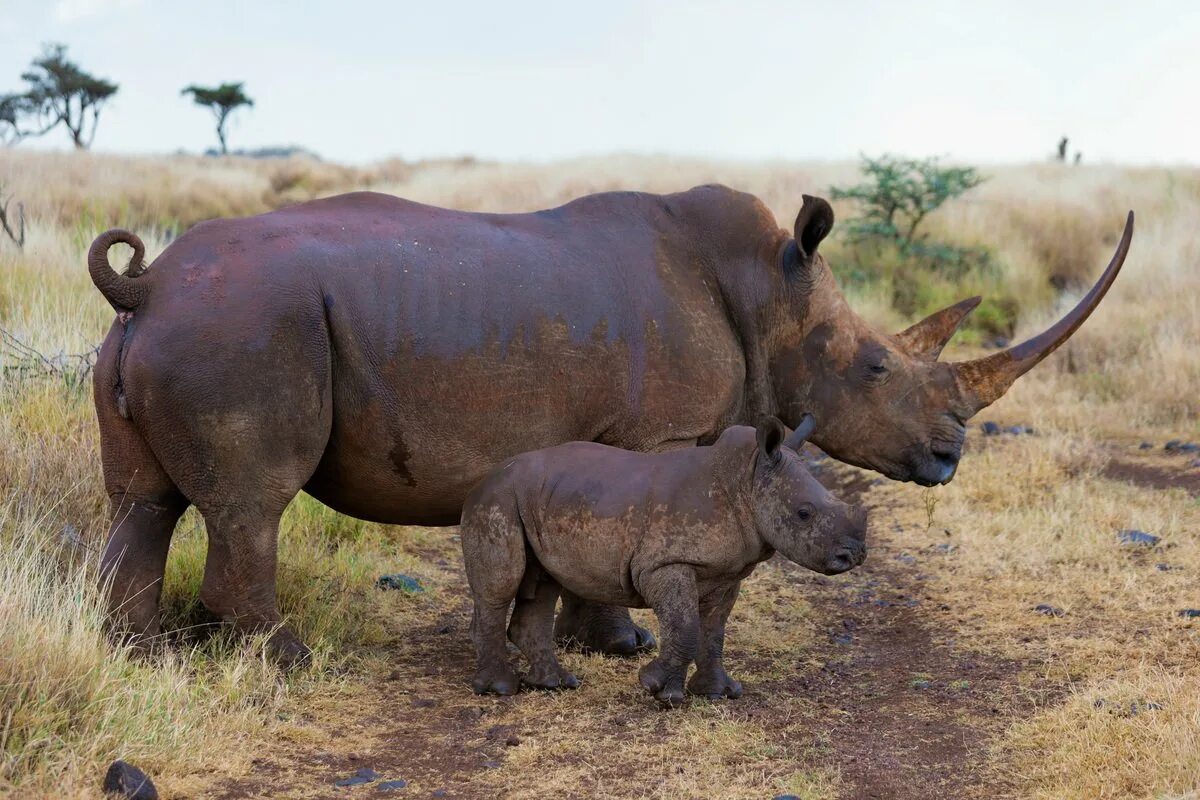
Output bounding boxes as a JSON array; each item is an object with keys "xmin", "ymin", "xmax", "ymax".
[
  {"xmin": 20, "ymin": 44, "xmax": 118, "ymax": 149},
  {"xmin": 181, "ymin": 82, "xmax": 253, "ymax": 155},
  {"xmin": 1, "ymin": 93, "xmax": 34, "ymax": 145}
]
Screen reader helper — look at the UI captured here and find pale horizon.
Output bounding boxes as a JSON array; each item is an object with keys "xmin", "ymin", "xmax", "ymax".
[{"xmin": 1, "ymin": 0, "xmax": 1198, "ymax": 166}]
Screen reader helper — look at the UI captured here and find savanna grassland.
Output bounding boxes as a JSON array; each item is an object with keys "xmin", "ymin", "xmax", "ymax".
[{"xmin": 1, "ymin": 150, "xmax": 1198, "ymax": 799}]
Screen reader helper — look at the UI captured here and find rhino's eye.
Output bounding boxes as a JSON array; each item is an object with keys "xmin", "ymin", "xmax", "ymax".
[
  {"xmin": 796, "ymin": 503, "xmax": 815, "ymax": 521},
  {"xmin": 868, "ymin": 363, "xmax": 888, "ymax": 375}
]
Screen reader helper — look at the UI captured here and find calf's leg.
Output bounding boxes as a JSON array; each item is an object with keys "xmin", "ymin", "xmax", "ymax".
[
  {"xmin": 508, "ymin": 570, "xmax": 579, "ymax": 690},
  {"xmin": 461, "ymin": 495, "xmax": 526, "ymax": 695},
  {"xmin": 636, "ymin": 564, "xmax": 700, "ymax": 708},
  {"xmin": 687, "ymin": 580, "xmax": 743, "ymax": 699}
]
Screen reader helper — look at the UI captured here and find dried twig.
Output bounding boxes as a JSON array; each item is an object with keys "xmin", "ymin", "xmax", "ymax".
[
  {"xmin": 0, "ymin": 327, "xmax": 99, "ymax": 386},
  {"xmin": 0, "ymin": 192, "xmax": 25, "ymax": 250}
]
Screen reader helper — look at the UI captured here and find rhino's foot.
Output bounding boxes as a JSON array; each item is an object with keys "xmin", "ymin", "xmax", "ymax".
[
  {"xmin": 638, "ymin": 657, "xmax": 685, "ymax": 709},
  {"xmin": 523, "ymin": 662, "xmax": 581, "ymax": 691},
  {"xmin": 555, "ymin": 609, "xmax": 657, "ymax": 657},
  {"xmin": 266, "ymin": 627, "xmax": 313, "ymax": 672},
  {"xmin": 687, "ymin": 666, "xmax": 743, "ymax": 700},
  {"xmin": 472, "ymin": 662, "xmax": 520, "ymax": 696}
]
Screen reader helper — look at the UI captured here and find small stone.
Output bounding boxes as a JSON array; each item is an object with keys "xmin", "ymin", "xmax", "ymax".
[
  {"xmin": 774, "ymin": 796, "xmax": 802, "ymax": 800},
  {"xmin": 432, "ymin": 791, "xmax": 448, "ymax": 798},
  {"xmin": 832, "ymin": 632, "xmax": 854, "ymax": 646},
  {"xmin": 1034, "ymin": 603, "xmax": 1065, "ymax": 617},
  {"xmin": 910, "ymin": 679, "xmax": 931, "ymax": 690},
  {"xmin": 1192, "ymin": 459, "xmax": 1200, "ymax": 469},
  {"xmin": 377, "ymin": 574, "xmax": 423, "ymax": 592},
  {"xmin": 435, "ymin": 624, "xmax": 453, "ymax": 635},
  {"xmin": 992, "ymin": 337, "xmax": 1010, "ymax": 348},
  {"xmin": 505, "ymin": 735, "xmax": 520, "ymax": 747},
  {"xmin": 1156, "ymin": 563, "xmax": 1174, "ymax": 572},
  {"xmin": 1006, "ymin": 425, "xmax": 1026, "ymax": 435},
  {"xmin": 894, "ymin": 553, "xmax": 916, "ymax": 565},
  {"xmin": 386, "ymin": 670, "xmax": 402, "ymax": 681},
  {"xmin": 1182, "ymin": 443, "xmax": 1200, "ymax": 453},
  {"xmin": 1139, "ymin": 442, "xmax": 1154, "ymax": 450},
  {"xmin": 1117, "ymin": 529, "xmax": 1161, "ymax": 547},
  {"xmin": 103, "ymin": 761, "xmax": 158, "ymax": 800},
  {"xmin": 411, "ymin": 698, "xmax": 436, "ymax": 708},
  {"xmin": 980, "ymin": 421, "xmax": 1002, "ymax": 436},
  {"xmin": 482, "ymin": 760, "xmax": 501, "ymax": 769},
  {"xmin": 1165, "ymin": 439, "xmax": 1183, "ymax": 451},
  {"xmin": 378, "ymin": 779, "xmax": 408, "ymax": 791},
  {"xmin": 1177, "ymin": 609, "xmax": 1200, "ymax": 619},
  {"xmin": 334, "ymin": 767, "xmax": 379, "ymax": 787},
  {"xmin": 932, "ymin": 543, "xmax": 956, "ymax": 554}
]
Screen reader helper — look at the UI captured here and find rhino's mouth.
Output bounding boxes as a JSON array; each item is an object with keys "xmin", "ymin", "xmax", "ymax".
[{"xmin": 823, "ymin": 542, "xmax": 867, "ymax": 574}]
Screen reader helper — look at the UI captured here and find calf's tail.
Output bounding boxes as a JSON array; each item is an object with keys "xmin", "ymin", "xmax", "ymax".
[{"xmin": 89, "ymin": 229, "xmax": 149, "ymax": 312}]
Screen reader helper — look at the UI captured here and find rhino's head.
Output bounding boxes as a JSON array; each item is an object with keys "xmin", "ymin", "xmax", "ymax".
[
  {"xmin": 765, "ymin": 195, "xmax": 1133, "ymax": 487},
  {"xmin": 750, "ymin": 415, "xmax": 867, "ymax": 575}
]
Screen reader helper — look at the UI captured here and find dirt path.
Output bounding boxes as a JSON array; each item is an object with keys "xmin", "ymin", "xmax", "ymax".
[
  {"xmin": 775, "ymin": 461, "xmax": 1026, "ymax": 800},
  {"xmin": 206, "ymin": 462, "xmax": 1033, "ymax": 800}
]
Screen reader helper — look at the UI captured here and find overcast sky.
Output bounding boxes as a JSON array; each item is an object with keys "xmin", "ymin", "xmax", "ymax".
[{"xmin": 1, "ymin": 0, "xmax": 1197, "ymax": 164}]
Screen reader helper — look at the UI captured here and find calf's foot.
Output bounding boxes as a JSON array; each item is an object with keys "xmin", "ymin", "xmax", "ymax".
[
  {"xmin": 523, "ymin": 662, "xmax": 581, "ymax": 691},
  {"xmin": 687, "ymin": 664, "xmax": 743, "ymax": 699},
  {"xmin": 638, "ymin": 657, "xmax": 685, "ymax": 708},
  {"xmin": 555, "ymin": 600, "xmax": 657, "ymax": 657},
  {"xmin": 472, "ymin": 661, "xmax": 520, "ymax": 696}
]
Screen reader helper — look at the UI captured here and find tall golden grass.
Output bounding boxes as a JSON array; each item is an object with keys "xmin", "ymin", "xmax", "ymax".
[{"xmin": 1, "ymin": 149, "xmax": 1197, "ymax": 797}]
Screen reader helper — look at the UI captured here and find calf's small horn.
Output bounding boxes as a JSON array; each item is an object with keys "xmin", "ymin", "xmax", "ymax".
[{"xmin": 955, "ymin": 211, "xmax": 1134, "ymax": 414}]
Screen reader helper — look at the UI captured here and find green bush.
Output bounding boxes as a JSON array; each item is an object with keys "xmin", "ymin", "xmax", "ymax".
[{"xmin": 829, "ymin": 155, "xmax": 1012, "ymax": 336}]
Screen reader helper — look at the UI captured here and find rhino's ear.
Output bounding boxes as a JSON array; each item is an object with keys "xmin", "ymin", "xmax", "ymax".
[
  {"xmin": 756, "ymin": 416, "xmax": 787, "ymax": 465},
  {"xmin": 792, "ymin": 195, "xmax": 835, "ymax": 269},
  {"xmin": 782, "ymin": 413, "xmax": 816, "ymax": 452}
]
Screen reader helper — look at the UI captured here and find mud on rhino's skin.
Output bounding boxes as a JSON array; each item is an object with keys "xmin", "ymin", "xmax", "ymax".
[
  {"xmin": 460, "ymin": 417, "xmax": 867, "ymax": 707},
  {"xmin": 85, "ymin": 188, "xmax": 1133, "ymax": 664}
]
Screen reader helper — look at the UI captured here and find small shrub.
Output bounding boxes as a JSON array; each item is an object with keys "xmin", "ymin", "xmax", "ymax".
[{"xmin": 829, "ymin": 155, "xmax": 1010, "ymax": 335}]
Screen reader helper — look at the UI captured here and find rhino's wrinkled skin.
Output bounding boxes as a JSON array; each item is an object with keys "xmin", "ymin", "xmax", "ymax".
[
  {"xmin": 461, "ymin": 417, "xmax": 866, "ymax": 706},
  {"xmin": 87, "ymin": 186, "xmax": 1132, "ymax": 666}
]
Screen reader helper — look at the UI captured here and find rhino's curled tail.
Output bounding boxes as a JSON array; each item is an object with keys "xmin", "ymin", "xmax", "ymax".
[{"xmin": 89, "ymin": 229, "xmax": 149, "ymax": 312}]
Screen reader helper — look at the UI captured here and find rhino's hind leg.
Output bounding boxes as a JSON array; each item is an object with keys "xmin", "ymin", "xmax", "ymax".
[
  {"xmin": 509, "ymin": 570, "xmax": 579, "ymax": 691},
  {"xmin": 555, "ymin": 594, "xmax": 657, "ymax": 657},
  {"xmin": 96, "ymin": 334, "xmax": 188, "ymax": 650},
  {"xmin": 198, "ymin": 505, "xmax": 311, "ymax": 670}
]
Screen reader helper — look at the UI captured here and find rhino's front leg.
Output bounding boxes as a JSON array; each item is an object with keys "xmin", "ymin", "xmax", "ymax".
[
  {"xmin": 555, "ymin": 592, "xmax": 657, "ymax": 656},
  {"xmin": 687, "ymin": 580, "xmax": 743, "ymax": 699},
  {"xmin": 637, "ymin": 564, "xmax": 699, "ymax": 708}
]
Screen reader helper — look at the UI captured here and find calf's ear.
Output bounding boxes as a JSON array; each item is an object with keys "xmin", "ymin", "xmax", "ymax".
[
  {"xmin": 756, "ymin": 416, "xmax": 787, "ymax": 465},
  {"xmin": 782, "ymin": 413, "xmax": 816, "ymax": 452}
]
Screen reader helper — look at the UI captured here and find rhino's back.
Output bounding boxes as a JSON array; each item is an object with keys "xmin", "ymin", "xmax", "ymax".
[{"xmin": 128, "ymin": 189, "xmax": 747, "ymax": 526}]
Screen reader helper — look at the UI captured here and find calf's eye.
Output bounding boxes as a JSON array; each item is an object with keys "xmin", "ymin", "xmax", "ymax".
[{"xmin": 796, "ymin": 504, "xmax": 814, "ymax": 521}]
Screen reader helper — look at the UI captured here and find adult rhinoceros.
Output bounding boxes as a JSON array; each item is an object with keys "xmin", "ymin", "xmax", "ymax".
[{"xmin": 89, "ymin": 186, "xmax": 1132, "ymax": 666}]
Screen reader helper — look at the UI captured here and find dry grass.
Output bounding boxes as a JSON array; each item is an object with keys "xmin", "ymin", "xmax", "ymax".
[{"xmin": 1, "ymin": 150, "xmax": 1198, "ymax": 798}]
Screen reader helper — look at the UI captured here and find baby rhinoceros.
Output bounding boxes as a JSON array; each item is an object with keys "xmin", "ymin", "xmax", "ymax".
[{"xmin": 459, "ymin": 415, "xmax": 867, "ymax": 707}]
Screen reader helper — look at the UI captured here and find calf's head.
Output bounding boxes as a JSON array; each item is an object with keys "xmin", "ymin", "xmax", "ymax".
[
  {"xmin": 765, "ymin": 196, "xmax": 1134, "ymax": 487},
  {"xmin": 750, "ymin": 415, "xmax": 867, "ymax": 575}
]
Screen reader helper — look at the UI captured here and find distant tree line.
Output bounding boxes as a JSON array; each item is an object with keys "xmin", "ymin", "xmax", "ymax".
[{"xmin": 1, "ymin": 43, "xmax": 253, "ymax": 154}]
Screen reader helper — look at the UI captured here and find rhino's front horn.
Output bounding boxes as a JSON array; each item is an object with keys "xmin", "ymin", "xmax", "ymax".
[{"xmin": 954, "ymin": 210, "xmax": 1134, "ymax": 415}]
